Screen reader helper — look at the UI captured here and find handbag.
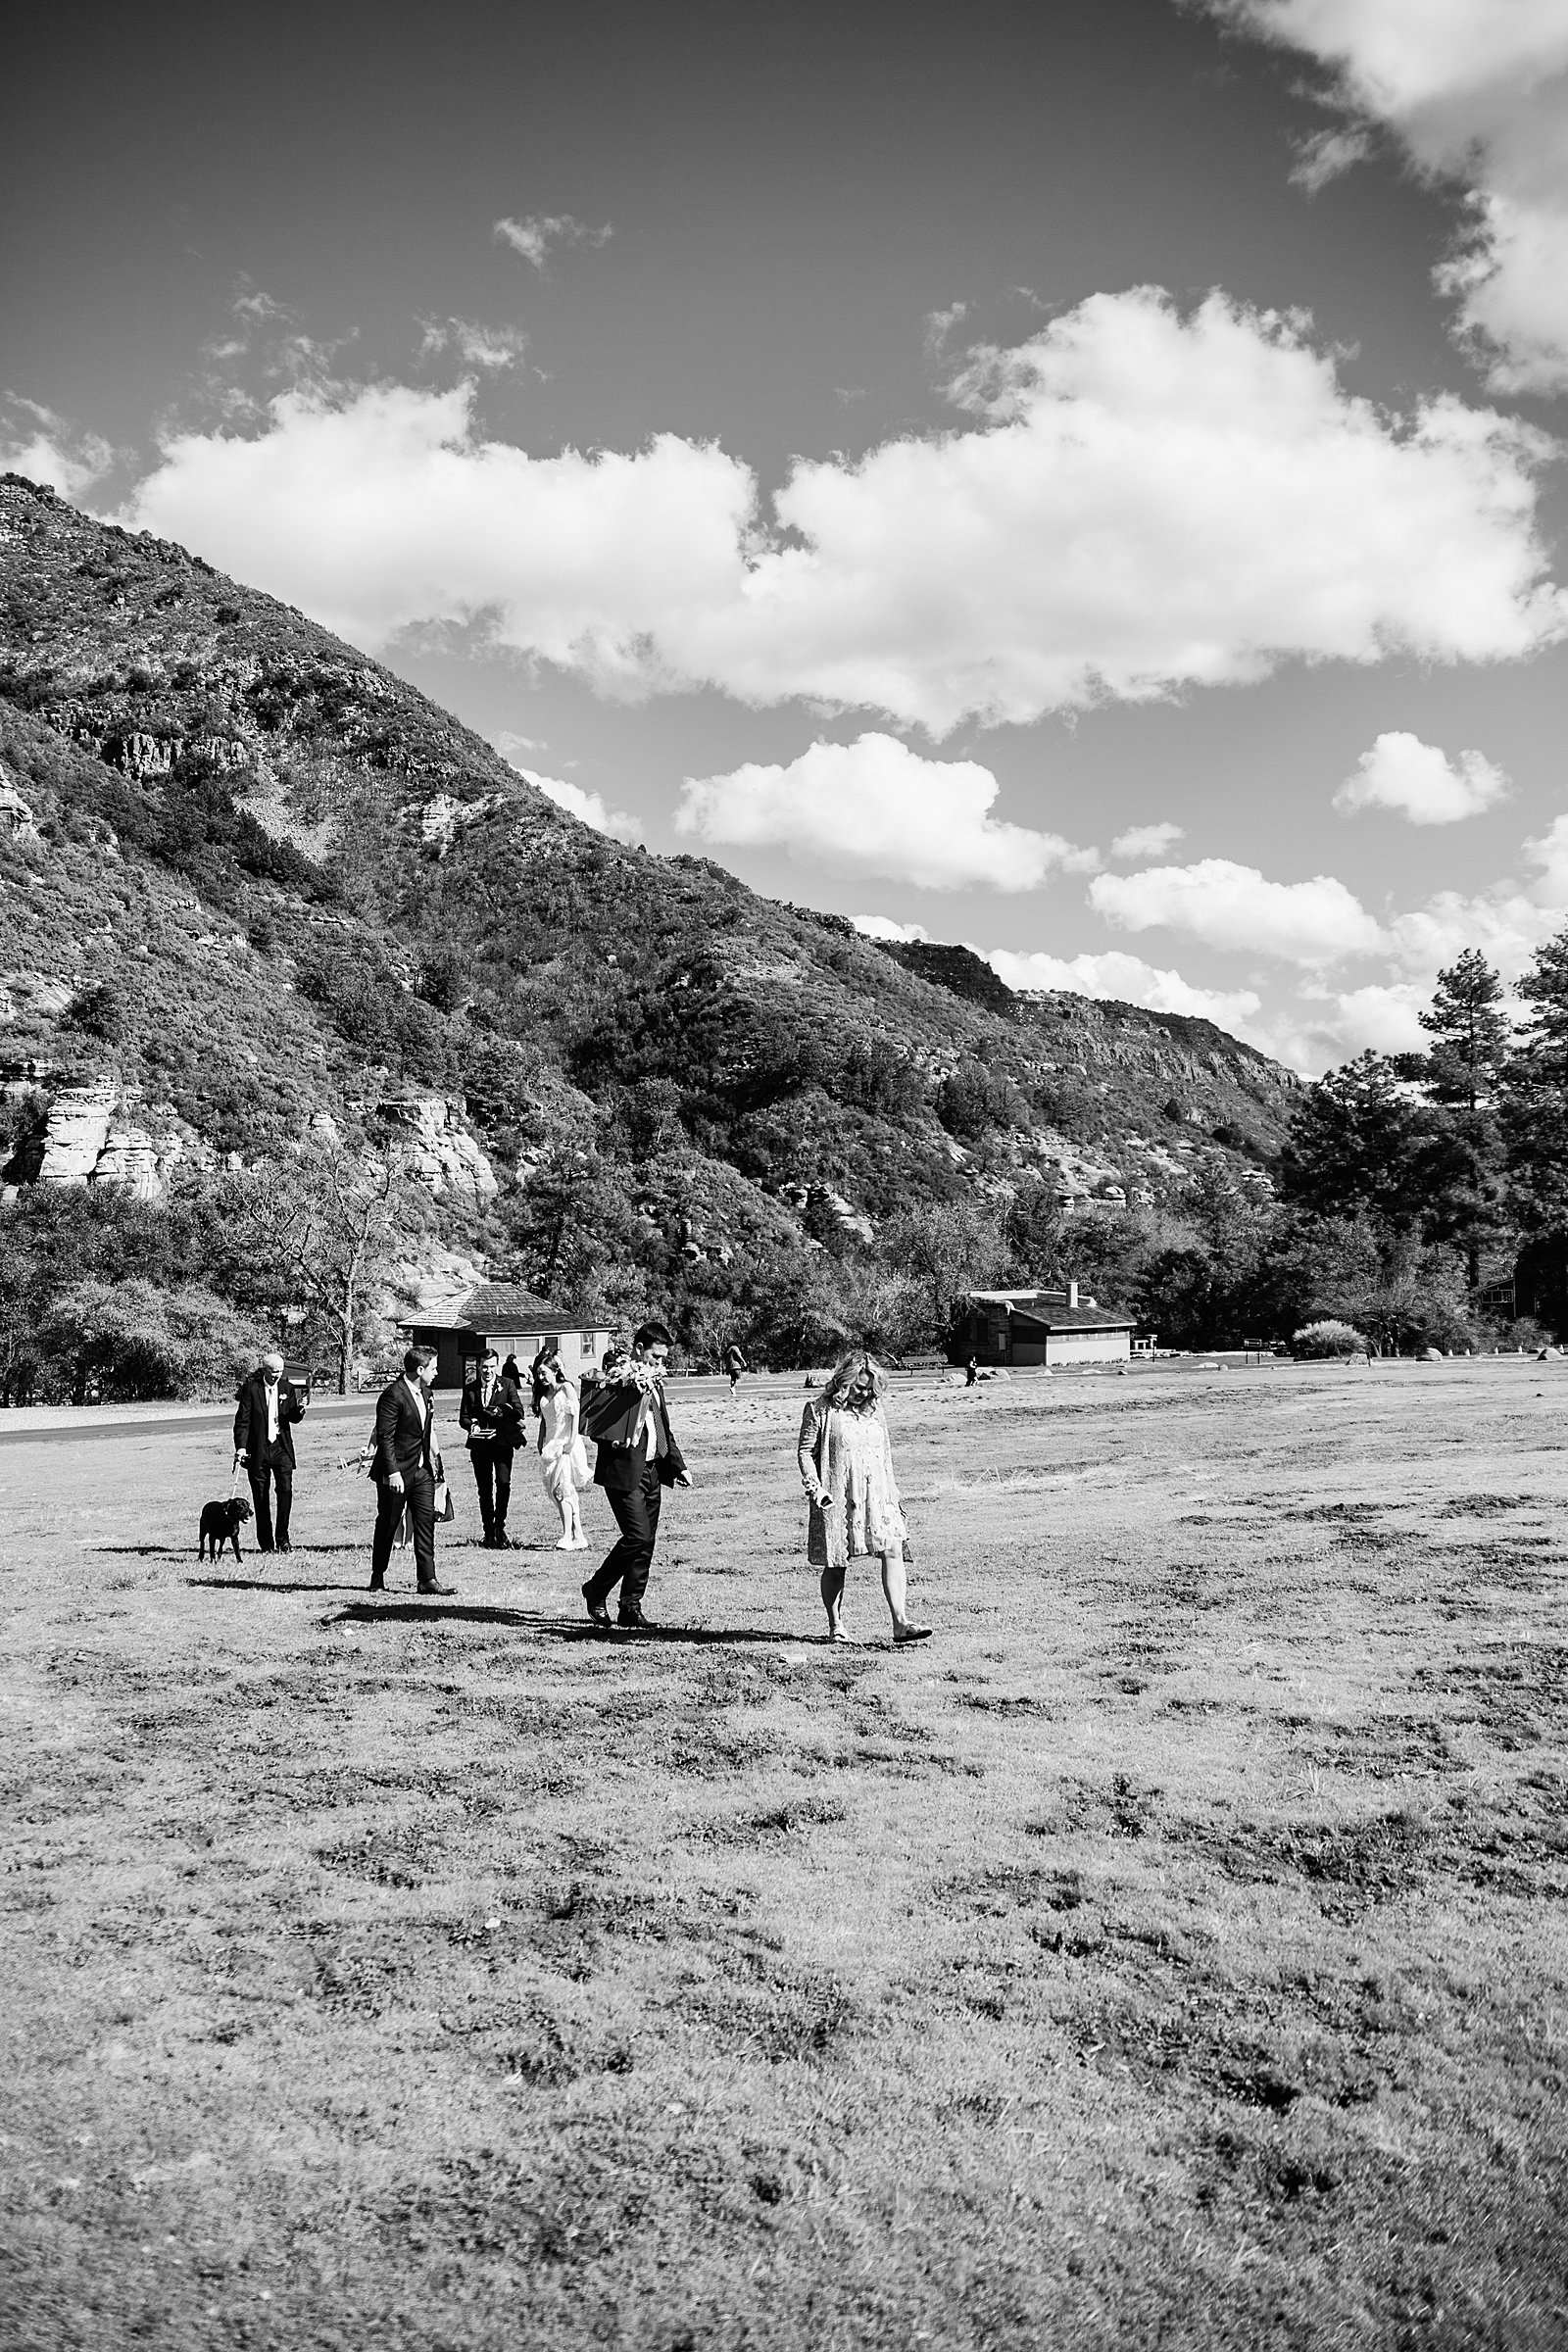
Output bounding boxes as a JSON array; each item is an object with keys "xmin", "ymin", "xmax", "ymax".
[{"xmin": 433, "ymin": 1479, "xmax": 456, "ymax": 1524}]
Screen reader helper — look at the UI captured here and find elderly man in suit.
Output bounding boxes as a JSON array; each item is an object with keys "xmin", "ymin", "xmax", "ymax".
[
  {"xmin": 368, "ymin": 1346, "xmax": 454, "ymax": 1595},
  {"xmin": 233, "ymin": 1348, "xmax": 307, "ymax": 1553},
  {"xmin": 579, "ymin": 1320, "xmax": 691, "ymax": 1632}
]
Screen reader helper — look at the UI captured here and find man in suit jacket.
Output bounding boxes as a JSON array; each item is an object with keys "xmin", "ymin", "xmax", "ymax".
[
  {"xmin": 579, "ymin": 1321, "xmax": 691, "ymax": 1631},
  {"xmin": 233, "ymin": 1348, "xmax": 307, "ymax": 1552},
  {"xmin": 459, "ymin": 1348, "xmax": 521, "ymax": 1548},
  {"xmin": 368, "ymin": 1347, "xmax": 454, "ymax": 1595}
]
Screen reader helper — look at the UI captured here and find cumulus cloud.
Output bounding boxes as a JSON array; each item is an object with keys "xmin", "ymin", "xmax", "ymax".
[
  {"xmin": 0, "ymin": 396, "xmax": 114, "ymax": 500},
  {"xmin": 1110, "ymin": 820, "xmax": 1185, "ymax": 859},
  {"xmin": 497, "ymin": 751, "xmax": 641, "ymax": 843},
  {"xmin": 853, "ymin": 915, "xmax": 932, "ymax": 943},
  {"xmin": 1335, "ymin": 729, "xmax": 1511, "ymax": 823},
  {"xmin": 1090, "ymin": 857, "xmax": 1388, "ymax": 962},
  {"xmin": 122, "ymin": 289, "xmax": 1565, "ymax": 730},
  {"xmin": 493, "ymin": 214, "xmax": 612, "ymax": 270},
  {"xmin": 419, "ymin": 318, "xmax": 529, "ymax": 371},
  {"xmin": 1206, "ymin": 1, "xmax": 1568, "ymax": 391},
  {"xmin": 675, "ymin": 733, "xmax": 1086, "ymax": 892},
  {"xmin": 985, "ymin": 946, "xmax": 1264, "ymax": 1032}
]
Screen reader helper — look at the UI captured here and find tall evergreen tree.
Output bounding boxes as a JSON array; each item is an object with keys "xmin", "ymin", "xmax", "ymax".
[
  {"xmin": 1502, "ymin": 927, "xmax": 1568, "ymax": 1241},
  {"xmin": 1395, "ymin": 951, "xmax": 1510, "ymax": 1288}
]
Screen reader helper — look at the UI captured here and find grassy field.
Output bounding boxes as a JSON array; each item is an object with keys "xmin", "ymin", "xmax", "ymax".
[{"xmin": 3, "ymin": 1362, "xmax": 1565, "ymax": 2351}]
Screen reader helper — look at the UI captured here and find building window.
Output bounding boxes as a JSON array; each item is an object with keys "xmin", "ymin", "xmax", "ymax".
[{"xmin": 579, "ymin": 1332, "xmax": 596, "ymax": 1351}]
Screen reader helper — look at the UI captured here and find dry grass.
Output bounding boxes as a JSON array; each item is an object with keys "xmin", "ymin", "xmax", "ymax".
[{"xmin": 3, "ymin": 1362, "xmax": 1566, "ymax": 2350}]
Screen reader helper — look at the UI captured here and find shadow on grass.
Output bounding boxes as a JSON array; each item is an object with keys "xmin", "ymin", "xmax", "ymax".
[
  {"xmin": 323, "ymin": 1601, "xmax": 818, "ymax": 1645},
  {"xmin": 186, "ymin": 1576, "xmax": 369, "ymax": 1594}
]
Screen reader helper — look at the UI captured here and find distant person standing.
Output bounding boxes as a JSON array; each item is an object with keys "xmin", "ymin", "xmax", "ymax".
[
  {"xmin": 368, "ymin": 1347, "xmax": 454, "ymax": 1595},
  {"xmin": 233, "ymin": 1348, "xmax": 307, "ymax": 1554},
  {"xmin": 579, "ymin": 1321, "xmax": 691, "ymax": 1631},
  {"xmin": 723, "ymin": 1343, "xmax": 748, "ymax": 1399},
  {"xmin": 460, "ymin": 1348, "xmax": 518, "ymax": 1548}
]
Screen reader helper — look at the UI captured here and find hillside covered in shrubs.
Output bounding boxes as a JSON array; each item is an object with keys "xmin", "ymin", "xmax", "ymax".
[{"xmin": 15, "ymin": 469, "xmax": 1508, "ymax": 1397}]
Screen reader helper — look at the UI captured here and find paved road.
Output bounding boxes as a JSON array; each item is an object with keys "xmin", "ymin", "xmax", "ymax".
[{"xmin": 0, "ymin": 1396, "xmax": 375, "ymax": 1449}]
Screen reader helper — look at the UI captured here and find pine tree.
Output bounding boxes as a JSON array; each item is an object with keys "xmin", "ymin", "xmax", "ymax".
[
  {"xmin": 1502, "ymin": 927, "xmax": 1568, "ymax": 1243},
  {"xmin": 1394, "ymin": 952, "xmax": 1510, "ymax": 1289},
  {"xmin": 1404, "ymin": 949, "xmax": 1510, "ymax": 1109}
]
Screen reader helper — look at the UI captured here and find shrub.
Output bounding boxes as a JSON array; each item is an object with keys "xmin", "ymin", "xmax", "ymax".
[{"xmin": 1291, "ymin": 1318, "xmax": 1368, "ymax": 1360}]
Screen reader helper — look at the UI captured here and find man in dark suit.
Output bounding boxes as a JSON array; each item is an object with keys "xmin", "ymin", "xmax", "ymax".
[
  {"xmin": 233, "ymin": 1348, "xmax": 307, "ymax": 1553},
  {"xmin": 459, "ymin": 1348, "xmax": 520, "ymax": 1547},
  {"xmin": 368, "ymin": 1347, "xmax": 455, "ymax": 1595},
  {"xmin": 579, "ymin": 1321, "xmax": 691, "ymax": 1632}
]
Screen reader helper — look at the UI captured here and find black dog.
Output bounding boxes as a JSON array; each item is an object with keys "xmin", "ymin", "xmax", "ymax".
[{"xmin": 198, "ymin": 1495, "xmax": 253, "ymax": 1564}]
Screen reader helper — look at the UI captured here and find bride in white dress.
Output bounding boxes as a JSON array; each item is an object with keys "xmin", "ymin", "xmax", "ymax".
[{"xmin": 535, "ymin": 1357, "xmax": 590, "ymax": 1549}]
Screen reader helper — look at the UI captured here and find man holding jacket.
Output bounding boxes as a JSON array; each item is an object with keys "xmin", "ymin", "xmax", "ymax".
[
  {"xmin": 368, "ymin": 1347, "xmax": 454, "ymax": 1595},
  {"xmin": 579, "ymin": 1321, "xmax": 690, "ymax": 1632},
  {"xmin": 233, "ymin": 1348, "xmax": 307, "ymax": 1553}
]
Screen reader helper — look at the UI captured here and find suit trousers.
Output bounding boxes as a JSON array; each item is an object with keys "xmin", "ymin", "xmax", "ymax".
[
  {"xmin": 467, "ymin": 1444, "xmax": 513, "ymax": 1541},
  {"xmin": 371, "ymin": 1470, "xmax": 436, "ymax": 1587},
  {"xmin": 248, "ymin": 1442, "xmax": 293, "ymax": 1548},
  {"xmin": 587, "ymin": 1461, "xmax": 663, "ymax": 1613}
]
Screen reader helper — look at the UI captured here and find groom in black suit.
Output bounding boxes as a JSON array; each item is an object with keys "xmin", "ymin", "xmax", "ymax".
[
  {"xmin": 580, "ymin": 1321, "xmax": 690, "ymax": 1631},
  {"xmin": 368, "ymin": 1347, "xmax": 454, "ymax": 1595}
]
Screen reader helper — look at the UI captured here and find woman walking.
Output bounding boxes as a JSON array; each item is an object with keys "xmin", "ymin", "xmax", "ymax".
[
  {"xmin": 797, "ymin": 1351, "xmax": 932, "ymax": 1645},
  {"xmin": 533, "ymin": 1353, "xmax": 589, "ymax": 1549}
]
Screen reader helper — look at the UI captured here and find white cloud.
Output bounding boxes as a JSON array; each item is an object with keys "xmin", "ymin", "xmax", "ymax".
[
  {"xmin": 675, "ymin": 734, "xmax": 1085, "ymax": 892},
  {"xmin": 1110, "ymin": 820, "xmax": 1185, "ymax": 859},
  {"xmin": 1335, "ymin": 728, "xmax": 1511, "ymax": 823},
  {"xmin": 0, "ymin": 397, "xmax": 114, "ymax": 500},
  {"xmin": 986, "ymin": 946, "xmax": 1264, "ymax": 1032},
  {"xmin": 1090, "ymin": 857, "xmax": 1387, "ymax": 962},
  {"xmin": 853, "ymin": 915, "xmax": 932, "ymax": 943},
  {"xmin": 122, "ymin": 289, "xmax": 1565, "ymax": 732},
  {"xmin": 1290, "ymin": 123, "xmax": 1377, "ymax": 192},
  {"xmin": 516, "ymin": 766, "xmax": 641, "ymax": 844},
  {"xmin": 419, "ymin": 318, "xmax": 529, "ymax": 371},
  {"xmin": 1206, "ymin": 2, "xmax": 1568, "ymax": 391},
  {"xmin": 493, "ymin": 214, "xmax": 612, "ymax": 271}
]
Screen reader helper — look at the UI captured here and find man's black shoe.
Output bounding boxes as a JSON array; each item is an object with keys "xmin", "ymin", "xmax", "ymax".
[
  {"xmin": 582, "ymin": 1582, "xmax": 612, "ymax": 1627},
  {"xmin": 418, "ymin": 1579, "xmax": 456, "ymax": 1596},
  {"xmin": 368, "ymin": 1574, "xmax": 385, "ymax": 1592},
  {"xmin": 275, "ymin": 1540, "xmax": 293, "ymax": 1554},
  {"xmin": 616, "ymin": 1609, "xmax": 657, "ymax": 1633}
]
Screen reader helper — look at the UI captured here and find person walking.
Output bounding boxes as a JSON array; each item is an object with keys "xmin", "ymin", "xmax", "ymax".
[
  {"xmin": 233, "ymin": 1348, "xmax": 307, "ymax": 1553},
  {"xmin": 797, "ymin": 1350, "xmax": 931, "ymax": 1646},
  {"xmin": 579, "ymin": 1321, "xmax": 690, "ymax": 1631},
  {"xmin": 534, "ymin": 1355, "xmax": 589, "ymax": 1549},
  {"xmin": 368, "ymin": 1347, "xmax": 454, "ymax": 1595},
  {"xmin": 460, "ymin": 1348, "xmax": 519, "ymax": 1548},
  {"xmin": 723, "ymin": 1342, "xmax": 748, "ymax": 1399}
]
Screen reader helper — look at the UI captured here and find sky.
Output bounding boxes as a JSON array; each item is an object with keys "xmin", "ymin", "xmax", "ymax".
[{"xmin": 5, "ymin": 0, "xmax": 1568, "ymax": 1072}]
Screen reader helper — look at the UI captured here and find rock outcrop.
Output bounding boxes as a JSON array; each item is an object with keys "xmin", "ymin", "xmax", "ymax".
[{"xmin": 378, "ymin": 1095, "xmax": 498, "ymax": 1202}]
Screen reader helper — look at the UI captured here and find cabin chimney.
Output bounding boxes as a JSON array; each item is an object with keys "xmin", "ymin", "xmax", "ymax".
[{"xmin": 1066, "ymin": 1279, "xmax": 1079, "ymax": 1309}]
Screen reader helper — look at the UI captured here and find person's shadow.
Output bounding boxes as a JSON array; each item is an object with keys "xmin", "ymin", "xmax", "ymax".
[{"xmin": 321, "ymin": 1601, "xmax": 814, "ymax": 1643}]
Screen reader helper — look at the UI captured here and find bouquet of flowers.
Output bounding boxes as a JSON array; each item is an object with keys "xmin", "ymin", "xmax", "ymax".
[{"xmin": 600, "ymin": 1354, "xmax": 662, "ymax": 1396}]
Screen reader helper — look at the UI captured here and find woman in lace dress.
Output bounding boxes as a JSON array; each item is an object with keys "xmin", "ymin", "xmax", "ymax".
[
  {"xmin": 533, "ymin": 1356, "xmax": 589, "ymax": 1549},
  {"xmin": 797, "ymin": 1351, "xmax": 932, "ymax": 1645}
]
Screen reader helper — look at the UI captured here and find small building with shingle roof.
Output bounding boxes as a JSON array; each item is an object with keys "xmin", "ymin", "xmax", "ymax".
[
  {"xmin": 400, "ymin": 1284, "xmax": 612, "ymax": 1390},
  {"xmin": 949, "ymin": 1283, "xmax": 1137, "ymax": 1368}
]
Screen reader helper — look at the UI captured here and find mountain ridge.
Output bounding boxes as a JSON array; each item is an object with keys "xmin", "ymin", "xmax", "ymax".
[{"xmin": 0, "ymin": 473, "xmax": 1298, "ymax": 1364}]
